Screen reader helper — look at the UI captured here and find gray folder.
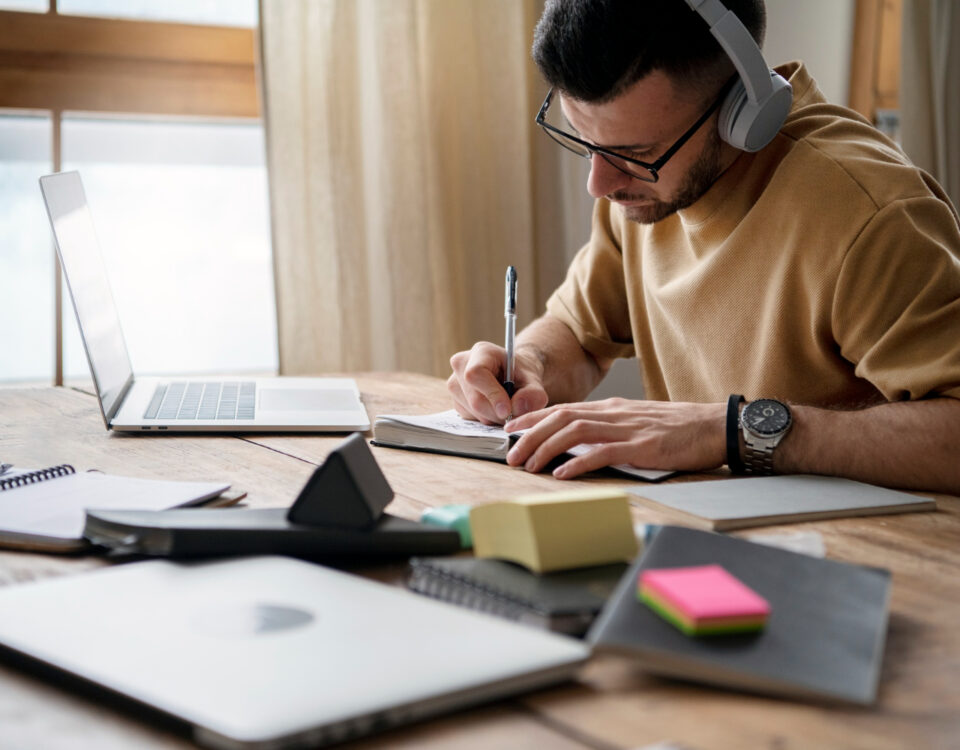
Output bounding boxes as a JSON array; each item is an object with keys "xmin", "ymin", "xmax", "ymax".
[{"xmin": 629, "ymin": 475, "xmax": 936, "ymax": 530}]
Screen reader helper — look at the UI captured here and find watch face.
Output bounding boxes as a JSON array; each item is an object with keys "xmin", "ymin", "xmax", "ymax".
[{"xmin": 742, "ymin": 399, "xmax": 791, "ymax": 436}]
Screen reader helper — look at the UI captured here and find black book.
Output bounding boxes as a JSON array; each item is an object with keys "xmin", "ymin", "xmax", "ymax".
[
  {"xmin": 84, "ymin": 508, "xmax": 460, "ymax": 560},
  {"xmin": 587, "ymin": 526, "xmax": 891, "ymax": 705},
  {"xmin": 408, "ymin": 556, "xmax": 629, "ymax": 636}
]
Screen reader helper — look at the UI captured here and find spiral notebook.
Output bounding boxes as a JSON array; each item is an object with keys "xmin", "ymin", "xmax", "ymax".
[
  {"xmin": 0, "ymin": 464, "xmax": 237, "ymax": 552},
  {"xmin": 407, "ymin": 556, "xmax": 629, "ymax": 636}
]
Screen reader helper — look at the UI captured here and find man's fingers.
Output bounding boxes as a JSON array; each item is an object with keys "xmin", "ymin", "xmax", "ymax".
[
  {"xmin": 511, "ymin": 383, "xmax": 548, "ymax": 418},
  {"xmin": 510, "ymin": 417, "xmax": 632, "ymax": 473},
  {"xmin": 449, "ymin": 342, "xmax": 551, "ymax": 426},
  {"xmin": 462, "ymin": 346, "xmax": 513, "ymax": 422},
  {"xmin": 553, "ymin": 442, "xmax": 635, "ymax": 479},
  {"xmin": 448, "ymin": 343, "xmax": 510, "ymax": 423}
]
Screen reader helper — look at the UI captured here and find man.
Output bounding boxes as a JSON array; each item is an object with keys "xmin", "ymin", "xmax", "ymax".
[{"xmin": 447, "ymin": 0, "xmax": 960, "ymax": 492}]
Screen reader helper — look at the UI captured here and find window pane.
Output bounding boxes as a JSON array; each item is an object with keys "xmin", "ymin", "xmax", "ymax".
[
  {"xmin": 0, "ymin": 113, "xmax": 53, "ymax": 384},
  {"xmin": 61, "ymin": 116, "xmax": 277, "ymax": 380},
  {"xmin": 58, "ymin": 0, "xmax": 257, "ymax": 27},
  {"xmin": 0, "ymin": 1, "xmax": 48, "ymax": 11}
]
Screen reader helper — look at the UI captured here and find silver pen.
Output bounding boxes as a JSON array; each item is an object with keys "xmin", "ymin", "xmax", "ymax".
[{"xmin": 503, "ymin": 266, "xmax": 517, "ymax": 398}]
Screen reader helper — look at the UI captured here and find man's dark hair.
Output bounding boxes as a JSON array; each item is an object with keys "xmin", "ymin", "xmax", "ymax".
[{"xmin": 532, "ymin": 0, "xmax": 766, "ymax": 102}]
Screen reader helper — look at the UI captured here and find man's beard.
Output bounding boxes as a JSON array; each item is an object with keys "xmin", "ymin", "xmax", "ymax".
[{"xmin": 611, "ymin": 130, "xmax": 724, "ymax": 225}]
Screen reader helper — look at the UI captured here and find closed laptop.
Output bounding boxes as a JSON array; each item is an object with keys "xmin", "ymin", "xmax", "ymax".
[{"xmin": 0, "ymin": 556, "xmax": 589, "ymax": 749}]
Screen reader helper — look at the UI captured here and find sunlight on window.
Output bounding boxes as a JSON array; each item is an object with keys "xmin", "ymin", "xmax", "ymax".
[
  {"xmin": 0, "ymin": 114, "xmax": 54, "ymax": 383},
  {"xmin": 58, "ymin": 0, "xmax": 257, "ymax": 27},
  {"xmin": 61, "ymin": 116, "xmax": 277, "ymax": 379},
  {"xmin": 0, "ymin": 1, "xmax": 48, "ymax": 11}
]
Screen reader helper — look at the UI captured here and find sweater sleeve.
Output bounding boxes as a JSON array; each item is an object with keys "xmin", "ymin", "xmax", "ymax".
[
  {"xmin": 832, "ymin": 195, "xmax": 960, "ymax": 400},
  {"xmin": 546, "ymin": 200, "xmax": 638, "ymax": 361}
]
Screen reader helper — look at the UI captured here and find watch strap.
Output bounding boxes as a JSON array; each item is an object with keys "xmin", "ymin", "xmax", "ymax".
[
  {"xmin": 741, "ymin": 437, "xmax": 776, "ymax": 475},
  {"xmin": 726, "ymin": 394, "xmax": 746, "ymax": 474}
]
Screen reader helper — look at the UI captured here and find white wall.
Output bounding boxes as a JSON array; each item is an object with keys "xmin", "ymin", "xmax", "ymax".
[{"xmin": 763, "ymin": 0, "xmax": 856, "ymax": 105}]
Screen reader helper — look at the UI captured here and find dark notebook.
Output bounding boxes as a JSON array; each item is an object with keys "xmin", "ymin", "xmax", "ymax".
[
  {"xmin": 84, "ymin": 508, "xmax": 461, "ymax": 560},
  {"xmin": 408, "ymin": 556, "xmax": 629, "ymax": 636},
  {"xmin": 587, "ymin": 526, "xmax": 891, "ymax": 705}
]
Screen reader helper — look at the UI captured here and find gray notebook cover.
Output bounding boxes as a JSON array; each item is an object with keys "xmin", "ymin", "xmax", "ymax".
[
  {"xmin": 587, "ymin": 525, "xmax": 891, "ymax": 705},
  {"xmin": 628, "ymin": 475, "xmax": 936, "ymax": 530}
]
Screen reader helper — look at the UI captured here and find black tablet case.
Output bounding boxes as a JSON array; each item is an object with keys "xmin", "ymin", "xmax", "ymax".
[
  {"xmin": 84, "ymin": 508, "xmax": 460, "ymax": 559},
  {"xmin": 587, "ymin": 525, "xmax": 891, "ymax": 705}
]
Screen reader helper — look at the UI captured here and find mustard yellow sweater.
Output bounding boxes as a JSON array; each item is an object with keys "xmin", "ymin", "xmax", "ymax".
[{"xmin": 547, "ymin": 63, "xmax": 960, "ymax": 406}]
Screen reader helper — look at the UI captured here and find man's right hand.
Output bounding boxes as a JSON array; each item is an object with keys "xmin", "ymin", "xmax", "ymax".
[{"xmin": 447, "ymin": 342, "xmax": 549, "ymax": 425}]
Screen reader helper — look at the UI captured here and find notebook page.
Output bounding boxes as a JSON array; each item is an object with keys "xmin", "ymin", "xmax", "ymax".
[
  {"xmin": 0, "ymin": 472, "xmax": 228, "ymax": 540},
  {"xmin": 376, "ymin": 410, "xmax": 509, "ymax": 438}
]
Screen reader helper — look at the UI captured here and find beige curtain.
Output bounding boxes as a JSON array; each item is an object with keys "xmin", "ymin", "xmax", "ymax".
[
  {"xmin": 900, "ymin": 0, "xmax": 960, "ymax": 211},
  {"xmin": 258, "ymin": 0, "xmax": 589, "ymax": 377}
]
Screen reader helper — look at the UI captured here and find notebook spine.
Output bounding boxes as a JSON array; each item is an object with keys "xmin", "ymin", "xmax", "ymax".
[
  {"xmin": 0, "ymin": 464, "xmax": 75, "ymax": 491},
  {"xmin": 407, "ymin": 561, "xmax": 545, "ymax": 621}
]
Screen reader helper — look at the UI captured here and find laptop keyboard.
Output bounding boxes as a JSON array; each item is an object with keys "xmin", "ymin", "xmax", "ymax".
[{"xmin": 143, "ymin": 382, "xmax": 256, "ymax": 420}]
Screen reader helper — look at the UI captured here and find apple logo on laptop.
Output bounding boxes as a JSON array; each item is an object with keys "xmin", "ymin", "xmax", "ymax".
[{"xmin": 191, "ymin": 602, "xmax": 314, "ymax": 638}]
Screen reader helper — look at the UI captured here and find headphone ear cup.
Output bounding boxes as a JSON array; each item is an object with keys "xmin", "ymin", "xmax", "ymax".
[
  {"xmin": 717, "ymin": 78, "xmax": 748, "ymax": 149},
  {"xmin": 716, "ymin": 72, "xmax": 793, "ymax": 152}
]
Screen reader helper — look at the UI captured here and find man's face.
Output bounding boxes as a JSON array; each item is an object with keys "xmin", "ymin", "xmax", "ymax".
[{"xmin": 560, "ymin": 70, "xmax": 734, "ymax": 224}]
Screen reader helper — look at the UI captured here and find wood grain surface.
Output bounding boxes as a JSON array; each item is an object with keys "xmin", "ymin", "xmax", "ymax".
[{"xmin": 0, "ymin": 375, "xmax": 958, "ymax": 750}]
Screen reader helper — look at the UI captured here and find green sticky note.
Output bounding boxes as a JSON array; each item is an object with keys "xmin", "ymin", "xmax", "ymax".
[{"xmin": 420, "ymin": 504, "xmax": 473, "ymax": 549}]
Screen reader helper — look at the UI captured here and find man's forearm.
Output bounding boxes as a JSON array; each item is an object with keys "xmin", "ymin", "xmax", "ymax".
[
  {"xmin": 516, "ymin": 314, "xmax": 612, "ymax": 405},
  {"xmin": 776, "ymin": 397, "xmax": 960, "ymax": 493}
]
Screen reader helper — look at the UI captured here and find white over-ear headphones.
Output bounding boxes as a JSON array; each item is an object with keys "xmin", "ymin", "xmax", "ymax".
[{"xmin": 684, "ymin": 0, "xmax": 792, "ymax": 152}]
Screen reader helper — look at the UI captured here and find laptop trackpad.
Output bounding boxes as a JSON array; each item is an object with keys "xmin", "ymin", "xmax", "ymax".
[{"xmin": 259, "ymin": 389, "xmax": 357, "ymax": 412}]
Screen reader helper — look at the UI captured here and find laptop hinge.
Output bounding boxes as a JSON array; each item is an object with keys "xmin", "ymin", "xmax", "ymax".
[{"xmin": 104, "ymin": 374, "xmax": 136, "ymax": 429}]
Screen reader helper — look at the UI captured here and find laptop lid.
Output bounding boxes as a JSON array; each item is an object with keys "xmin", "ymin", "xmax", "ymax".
[
  {"xmin": 39, "ymin": 171, "xmax": 134, "ymax": 425},
  {"xmin": 0, "ymin": 556, "xmax": 589, "ymax": 749}
]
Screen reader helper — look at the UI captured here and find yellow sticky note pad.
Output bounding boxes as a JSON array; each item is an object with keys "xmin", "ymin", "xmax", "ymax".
[{"xmin": 469, "ymin": 488, "xmax": 638, "ymax": 573}]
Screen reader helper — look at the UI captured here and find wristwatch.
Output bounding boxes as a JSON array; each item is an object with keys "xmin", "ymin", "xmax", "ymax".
[{"xmin": 739, "ymin": 398, "xmax": 792, "ymax": 475}]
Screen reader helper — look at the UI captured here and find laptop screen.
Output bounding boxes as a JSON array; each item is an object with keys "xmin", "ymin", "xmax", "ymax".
[{"xmin": 40, "ymin": 172, "xmax": 134, "ymax": 421}]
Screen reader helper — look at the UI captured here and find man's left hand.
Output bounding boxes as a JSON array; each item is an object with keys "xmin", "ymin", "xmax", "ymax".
[{"xmin": 504, "ymin": 398, "xmax": 727, "ymax": 479}]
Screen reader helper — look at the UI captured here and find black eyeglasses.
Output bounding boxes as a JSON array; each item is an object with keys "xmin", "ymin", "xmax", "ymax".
[{"xmin": 535, "ymin": 81, "xmax": 731, "ymax": 183}]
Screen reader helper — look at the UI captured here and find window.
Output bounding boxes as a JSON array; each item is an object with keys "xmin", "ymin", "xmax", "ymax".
[
  {"xmin": 0, "ymin": 114, "xmax": 53, "ymax": 382},
  {"xmin": 849, "ymin": 0, "xmax": 902, "ymax": 139},
  {"xmin": 0, "ymin": 2, "xmax": 276, "ymax": 385},
  {"xmin": 58, "ymin": 0, "xmax": 257, "ymax": 27},
  {"xmin": 0, "ymin": 1, "xmax": 46, "ymax": 11},
  {"xmin": 60, "ymin": 117, "xmax": 275, "ymax": 379}
]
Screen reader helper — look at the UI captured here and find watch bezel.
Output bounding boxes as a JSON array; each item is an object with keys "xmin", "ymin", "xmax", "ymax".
[{"xmin": 740, "ymin": 398, "xmax": 792, "ymax": 438}]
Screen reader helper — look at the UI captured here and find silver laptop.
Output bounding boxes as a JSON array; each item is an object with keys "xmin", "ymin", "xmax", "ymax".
[
  {"xmin": 39, "ymin": 171, "xmax": 370, "ymax": 433},
  {"xmin": 0, "ymin": 556, "xmax": 589, "ymax": 749}
]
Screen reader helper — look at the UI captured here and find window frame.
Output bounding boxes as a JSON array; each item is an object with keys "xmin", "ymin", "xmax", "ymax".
[{"xmin": 0, "ymin": 6, "xmax": 260, "ymax": 385}]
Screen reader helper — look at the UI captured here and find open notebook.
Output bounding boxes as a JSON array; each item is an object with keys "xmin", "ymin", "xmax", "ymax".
[
  {"xmin": 0, "ymin": 464, "xmax": 238, "ymax": 552},
  {"xmin": 373, "ymin": 410, "xmax": 674, "ymax": 482}
]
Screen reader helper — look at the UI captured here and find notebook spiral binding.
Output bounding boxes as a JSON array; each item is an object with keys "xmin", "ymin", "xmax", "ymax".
[
  {"xmin": 407, "ymin": 560, "xmax": 546, "ymax": 620},
  {"xmin": 0, "ymin": 464, "xmax": 76, "ymax": 491}
]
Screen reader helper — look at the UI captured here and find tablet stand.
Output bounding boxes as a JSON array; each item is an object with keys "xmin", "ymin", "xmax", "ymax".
[{"xmin": 286, "ymin": 433, "xmax": 394, "ymax": 529}]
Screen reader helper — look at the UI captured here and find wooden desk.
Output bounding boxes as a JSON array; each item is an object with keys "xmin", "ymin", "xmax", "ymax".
[{"xmin": 1, "ymin": 373, "xmax": 958, "ymax": 750}]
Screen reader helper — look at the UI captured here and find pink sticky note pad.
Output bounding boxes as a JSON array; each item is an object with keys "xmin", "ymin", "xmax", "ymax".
[{"xmin": 639, "ymin": 564, "xmax": 770, "ymax": 621}]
